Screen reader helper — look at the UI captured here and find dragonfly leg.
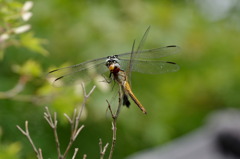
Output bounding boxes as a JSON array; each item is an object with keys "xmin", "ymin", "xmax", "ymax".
[{"xmin": 99, "ymin": 74, "xmax": 112, "ymax": 84}]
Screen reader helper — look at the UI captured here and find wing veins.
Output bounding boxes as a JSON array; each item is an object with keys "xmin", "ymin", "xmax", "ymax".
[
  {"xmin": 50, "ymin": 61, "xmax": 107, "ymax": 83},
  {"xmin": 117, "ymin": 45, "xmax": 180, "ymax": 60}
]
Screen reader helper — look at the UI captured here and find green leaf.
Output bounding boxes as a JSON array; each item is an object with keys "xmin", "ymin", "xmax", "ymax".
[
  {"xmin": 12, "ymin": 59, "xmax": 42, "ymax": 77},
  {"xmin": 20, "ymin": 32, "xmax": 49, "ymax": 56}
]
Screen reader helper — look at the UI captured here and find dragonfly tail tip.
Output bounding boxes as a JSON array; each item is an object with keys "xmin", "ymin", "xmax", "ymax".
[{"xmin": 143, "ymin": 110, "xmax": 147, "ymax": 114}]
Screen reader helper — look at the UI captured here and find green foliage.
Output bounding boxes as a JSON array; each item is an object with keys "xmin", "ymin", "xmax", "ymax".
[
  {"xmin": 0, "ymin": 0, "xmax": 240, "ymax": 159},
  {"xmin": 0, "ymin": 142, "xmax": 21, "ymax": 159},
  {"xmin": 12, "ymin": 59, "xmax": 42, "ymax": 77},
  {"xmin": 0, "ymin": 127, "xmax": 21, "ymax": 159},
  {"xmin": 0, "ymin": 0, "xmax": 47, "ymax": 59},
  {"xmin": 20, "ymin": 32, "xmax": 48, "ymax": 56}
]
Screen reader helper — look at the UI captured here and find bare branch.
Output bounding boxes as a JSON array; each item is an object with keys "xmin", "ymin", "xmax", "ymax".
[
  {"xmin": 54, "ymin": 112, "xmax": 58, "ymax": 127},
  {"xmin": 99, "ymin": 138, "xmax": 109, "ymax": 159},
  {"xmin": 39, "ymin": 148, "xmax": 43, "ymax": 159},
  {"xmin": 44, "ymin": 107, "xmax": 54, "ymax": 128},
  {"xmin": 75, "ymin": 83, "xmax": 96, "ymax": 129},
  {"xmin": 108, "ymin": 121, "xmax": 117, "ymax": 159},
  {"xmin": 73, "ymin": 84, "xmax": 95, "ymax": 133},
  {"xmin": 0, "ymin": 76, "xmax": 28, "ymax": 99},
  {"xmin": 64, "ymin": 108, "xmax": 76, "ymax": 132},
  {"xmin": 64, "ymin": 113, "xmax": 73, "ymax": 124},
  {"xmin": 16, "ymin": 121, "xmax": 42, "ymax": 159},
  {"xmin": 44, "ymin": 107, "xmax": 62, "ymax": 158},
  {"xmin": 0, "ymin": 76, "xmax": 52, "ymax": 104},
  {"xmin": 106, "ymin": 100, "xmax": 114, "ymax": 119},
  {"xmin": 73, "ymin": 125, "xmax": 84, "ymax": 140},
  {"xmin": 108, "ymin": 90, "xmax": 123, "ymax": 159},
  {"xmin": 62, "ymin": 84, "xmax": 96, "ymax": 159},
  {"xmin": 115, "ymin": 90, "xmax": 123, "ymax": 118},
  {"xmin": 72, "ymin": 148, "xmax": 79, "ymax": 159},
  {"xmin": 16, "ymin": 125, "xmax": 27, "ymax": 135},
  {"xmin": 18, "ymin": 84, "xmax": 96, "ymax": 159}
]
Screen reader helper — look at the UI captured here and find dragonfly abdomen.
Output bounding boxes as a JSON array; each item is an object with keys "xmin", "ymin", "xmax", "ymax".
[{"xmin": 123, "ymin": 81, "xmax": 147, "ymax": 114}]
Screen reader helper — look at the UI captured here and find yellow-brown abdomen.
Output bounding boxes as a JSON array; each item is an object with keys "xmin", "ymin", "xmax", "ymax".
[{"xmin": 123, "ymin": 81, "xmax": 147, "ymax": 114}]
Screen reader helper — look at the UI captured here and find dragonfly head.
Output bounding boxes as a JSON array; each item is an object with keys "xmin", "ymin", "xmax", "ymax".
[{"xmin": 105, "ymin": 55, "xmax": 121, "ymax": 73}]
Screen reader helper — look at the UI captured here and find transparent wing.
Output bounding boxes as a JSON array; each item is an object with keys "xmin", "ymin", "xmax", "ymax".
[
  {"xmin": 47, "ymin": 45, "xmax": 180, "ymax": 86},
  {"xmin": 126, "ymin": 26, "xmax": 151, "ymax": 85},
  {"xmin": 47, "ymin": 58, "xmax": 109, "ymax": 87},
  {"xmin": 120, "ymin": 59, "xmax": 180, "ymax": 74},
  {"xmin": 118, "ymin": 45, "xmax": 180, "ymax": 60}
]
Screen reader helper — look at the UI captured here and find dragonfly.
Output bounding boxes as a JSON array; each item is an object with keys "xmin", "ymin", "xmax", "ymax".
[{"xmin": 48, "ymin": 27, "xmax": 180, "ymax": 114}]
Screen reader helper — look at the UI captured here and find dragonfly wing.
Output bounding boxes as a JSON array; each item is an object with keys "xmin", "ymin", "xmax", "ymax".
[
  {"xmin": 126, "ymin": 26, "xmax": 151, "ymax": 85},
  {"xmin": 47, "ymin": 59, "xmax": 108, "ymax": 87},
  {"xmin": 118, "ymin": 45, "xmax": 180, "ymax": 60},
  {"xmin": 120, "ymin": 59, "xmax": 180, "ymax": 74}
]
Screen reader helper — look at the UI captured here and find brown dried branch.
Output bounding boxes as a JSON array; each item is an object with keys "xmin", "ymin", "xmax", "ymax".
[
  {"xmin": 0, "ymin": 75, "xmax": 51, "ymax": 105},
  {"xmin": 38, "ymin": 149, "xmax": 43, "ymax": 159},
  {"xmin": 99, "ymin": 138, "xmax": 109, "ymax": 159},
  {"xmin": 17, "ymin": 83, "xmax": 107, "ymax": 159},
  {"xmin": 107, "ymin": 90, "xmax": 123, "ymax": 159},
  {"xmin": 16, "ymin": 121, "xmax": 43, "ymax": 159},
  {"xmin": 83, "ymin": 154, "xmax": 87, "ymax": 159},
  {"xmin": 72, "ymin": 148, "xmax": 79, "ymax": 159},
  {"xmin": 62, "ymin": 83, "xmax": 96, "ymax": 159},
  {"xmin": 42, "ymin": 83, "xmax": 96, "ymax": 159},
  {"xmin": 0, "ymin": 76, "xmax": 28, "ymax": 99},
  {"xmin": 17, "ymin": 83, "xmax": 96, "ymax": 159},
  {"xmin": 44, "ymin": 107, "xmax": 62, "ymax": 158}
]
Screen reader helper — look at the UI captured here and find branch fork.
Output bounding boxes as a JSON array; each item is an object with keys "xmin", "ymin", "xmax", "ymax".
[{"xmin": 17, "ymin": 83, "xmax": 96, "ymax": 159}]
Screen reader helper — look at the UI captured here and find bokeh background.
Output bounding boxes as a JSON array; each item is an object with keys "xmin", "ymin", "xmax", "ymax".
[{"xmin": 1, "ymin": 0, "xmax": 240, "ymax": 158}]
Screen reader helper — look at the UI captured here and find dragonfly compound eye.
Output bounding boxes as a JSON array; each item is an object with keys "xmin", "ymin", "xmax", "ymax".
[{"xmin": 105, "ymin": 61, "xmax": 110, "ymax": 67}]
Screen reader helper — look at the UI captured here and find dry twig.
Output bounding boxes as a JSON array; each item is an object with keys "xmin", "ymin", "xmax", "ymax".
[
  {"xmin": 0, "ymin": 76, "xmax": 28, "ymax": 99},
  {"xmin": 72, "ymin": 148, "xmax": 79, "ymax": 159},
  {"xmin": 17, "ymin": 83, "xmax": 96, "ymax": 159},
  {"xmin": 62, "ymin": 83, "xmax": 96, "ymax": 159},
  {"xmin": 83, "ymin": 154, "xmax": 87, "ymax": 159},
  {"xmin": 44, "ymin": 107, "xmax": 62, "ymax": 158},
  {"xmin": 0, "ymin": 76, "xmax": 46, "ymax": 104},
  {"xmin": 99, "ymin": 138, "xmax": 109, "ymax": 159},
  {"xmin": 107, "ymin": 90, "xmax": 123, "ymax": 159},
  {"xmin": 16, "ymin": 121, "xmax": 43, "ymax": 159}
]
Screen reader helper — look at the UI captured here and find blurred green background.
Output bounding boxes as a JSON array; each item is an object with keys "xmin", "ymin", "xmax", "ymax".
[{"xmin": 1, "ymin": 0, "xmax": 240, "ymax": 158}]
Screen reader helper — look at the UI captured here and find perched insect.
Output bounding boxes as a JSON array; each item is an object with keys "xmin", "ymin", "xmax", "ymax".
[{"xmin": 48, "ymin": 27, "xmax": 180, "ymax": 114}]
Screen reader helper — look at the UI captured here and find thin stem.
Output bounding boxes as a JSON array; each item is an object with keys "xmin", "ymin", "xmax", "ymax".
[
  {"xmin": 0, "ymin": 76, "xmax": 28, "ymax": 99},
  {"xmin": 16, "ymin": 121, "xmax": 43, "ymax": 159},
  {"xmin": 44, "ymin": 107, "xmax": 62, "ymax": 158},
  {"xmin": 99, "ymin": 138, "xmax": 109, "ymax": 159},
  {"xmin": 72, "ymin": 148, "xmax": 79, "ymax": 159},
  {"xmin": 74, "ymin": 83, "xmax": 96, "ymax": 131},
  {"xmin": 63, "ymin": 125, "xmax": 84, "ymax": 158},
  {"xmin": 62, "ymin": 83, "xmax": 96, "ymax": 159},
  {"xmin": 38, "ymin": 149, "xmax": 43, "ymax": 159},
  {"xmin": 107, "ymin": 89, "xmax": 122, "ymax": 159},
  {"xmin": 17, "ymin": 83, "xmax": 96, "ymax": 159}
]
